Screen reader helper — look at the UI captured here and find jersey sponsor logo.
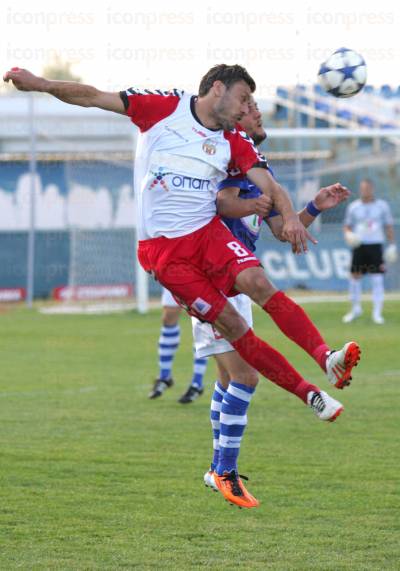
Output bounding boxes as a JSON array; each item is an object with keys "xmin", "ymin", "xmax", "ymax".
[
  {"xmin": 202, "ymin": 141, "xmax": 217, "ymax": 155},
  {"xmin": 171, "ymin": 175, "xmax": 211, "ymax": 190},
  {"xmin": 148, "ymin": 169, "xmax": 211, "ymax": 192},
  {"xmin": 149, "ymin": 168, "xmax": 174, "ymax": 191},
  {"xmin": 192, "ymin": 297, "xmax": 211, "ymax": 316}
]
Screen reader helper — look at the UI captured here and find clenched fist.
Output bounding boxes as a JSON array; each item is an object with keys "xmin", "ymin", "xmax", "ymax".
[{"xmin": 3, "ymin": 67, "xmax": 47, "ymax": 92}]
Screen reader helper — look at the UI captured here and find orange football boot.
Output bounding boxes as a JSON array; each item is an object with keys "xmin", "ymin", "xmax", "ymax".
[{"xmin": 213, "ymin": 470, "xmax": 259, "ymax": 509}]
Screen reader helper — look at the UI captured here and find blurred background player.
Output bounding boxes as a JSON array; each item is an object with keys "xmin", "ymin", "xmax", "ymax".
[
  {"xmin": 149, "ymin": 287, "xmax": 208, "ymax": 402},
  {"xmin": 343, "ymin": 179, "xmax": 397, "ymax": 324}
]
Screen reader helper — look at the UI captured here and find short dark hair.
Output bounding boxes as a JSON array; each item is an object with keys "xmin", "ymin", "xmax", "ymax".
[{"xmin": 198, "ymin": 64, "xmax": 256, "ymax": 96}]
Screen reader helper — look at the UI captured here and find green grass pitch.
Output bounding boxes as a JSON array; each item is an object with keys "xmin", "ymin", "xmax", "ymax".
[{"xmin": 0, "ymin": 301, "xmax": 399, "ymax": 570}]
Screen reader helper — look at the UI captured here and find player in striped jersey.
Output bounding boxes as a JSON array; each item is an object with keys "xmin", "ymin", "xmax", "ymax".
[{"xmin": 198, "ymin": 98, "xmax": 356, "ymax": 506}]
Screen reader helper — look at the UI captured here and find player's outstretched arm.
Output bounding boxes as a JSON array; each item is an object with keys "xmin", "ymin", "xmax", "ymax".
[
  {"xmin": 3, "ymin": 67, "xmax": 125, "ymax": 114},
  {"xmin": 247, "ymin": 167, "xmax": 316, "ymax": 253},
  {"xmin": 267, "ymin": 183, "xmax": 350, "ymax": 241},
  {"xmin": 217, "ymin": 187, "xmax": 272, "ymax": 218}
]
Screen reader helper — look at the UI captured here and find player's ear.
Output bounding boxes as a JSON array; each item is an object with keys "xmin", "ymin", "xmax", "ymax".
[{"xmin": 213, "ymin": 80, "xmax": 226, "ymax": 98}]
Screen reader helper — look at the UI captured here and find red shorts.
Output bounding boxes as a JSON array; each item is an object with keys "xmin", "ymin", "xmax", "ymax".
[{"xmin": 138, "ymin": 216, "xmax": 261, "ymax": 322}]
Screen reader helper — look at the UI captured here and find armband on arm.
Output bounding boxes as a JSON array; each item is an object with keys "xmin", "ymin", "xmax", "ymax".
[{"xmin": 306, "ymin": 201, "xmax": 321, "ymax": 217}]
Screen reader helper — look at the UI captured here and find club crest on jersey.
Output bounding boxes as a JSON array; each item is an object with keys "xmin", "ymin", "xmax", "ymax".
[
  {"xmin": 202, "ymin": 141, "xmax": 217, "ymax": 156},
  {"xmin": 148, "ymin": 168, "xmax": 173, "ymax": 192}
]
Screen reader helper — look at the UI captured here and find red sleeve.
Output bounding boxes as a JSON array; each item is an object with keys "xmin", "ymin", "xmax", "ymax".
[
  {"xmin": 224, "ymin": 129, "xmax": 268, "ymax": 176},
  {"xmin": 119, "ymin": 88, "xmax": 183, "ymax": 132}
]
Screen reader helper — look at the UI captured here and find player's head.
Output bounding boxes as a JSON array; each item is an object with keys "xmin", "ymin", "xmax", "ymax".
[
  {"xmin": 198, "ymin": 64, "xmax": 256, "ymax": 130},
  {"xmin": 359, "ymin": 178, "xmax": 375, "ymax": 202},
  {"xmin": 238, "ymin": 97, "xmax": 266, "ymax": 146}
]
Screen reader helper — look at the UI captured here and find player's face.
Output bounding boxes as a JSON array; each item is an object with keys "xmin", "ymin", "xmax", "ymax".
[
  {"xmin": 359, "ymin": 181, "xmax": 374, "ymax": 202},
  {"xmin": 239, "ymin": 99, "xmax": 266, "ymax": 145},
  {"xmin": 213, "ymin": 81, "xmax": 252, "ymax": 130}
]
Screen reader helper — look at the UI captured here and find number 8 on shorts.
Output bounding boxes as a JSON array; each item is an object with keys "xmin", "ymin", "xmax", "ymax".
[{"xmin": 227, "ymin": 241, "xmax": 250, "ymax": 258}]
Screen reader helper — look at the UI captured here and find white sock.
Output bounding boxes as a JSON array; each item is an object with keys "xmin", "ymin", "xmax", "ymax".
[
  {"xmin": 371, "ymin": 274, "xmax": 384, "ymax": 317},
  {"xmin": 349, "ymin": 277, "xmax": 362, "ymax": 313}
]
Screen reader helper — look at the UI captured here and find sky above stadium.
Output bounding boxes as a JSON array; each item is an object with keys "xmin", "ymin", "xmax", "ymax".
[{"xmin": 1, "ymin": 0, "xmax": 399, "ymax": 96}]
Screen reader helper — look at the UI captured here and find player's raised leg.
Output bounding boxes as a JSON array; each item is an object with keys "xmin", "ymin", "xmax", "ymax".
[
  {"xmin": 234, "ymin": 266, "xmax": 361, "ymax": 389},
  {"xmin": 214, "ymin": 301, "xmax": 320, "ymax": 403}
]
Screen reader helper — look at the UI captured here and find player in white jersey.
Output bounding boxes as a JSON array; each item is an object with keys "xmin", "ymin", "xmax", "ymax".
[
  {"xmin": 4, "ymin": 64, "xmax": 361, "ymax": 509},
  {"xmin": 149, "ymin": 287, "xmax": 208, "ymax": 403},
  {"xmin": 343, "ymin": 179, "xmax": 397, "ymax": 324}
]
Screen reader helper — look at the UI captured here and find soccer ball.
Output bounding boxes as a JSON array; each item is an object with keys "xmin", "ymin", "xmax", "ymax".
[{"xmin": 318, "ymin": 48, "xmax": 367, "ymax": 98}]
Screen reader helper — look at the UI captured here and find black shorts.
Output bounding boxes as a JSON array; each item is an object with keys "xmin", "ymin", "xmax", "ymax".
[{"xmin": 351, "ymin": 244, "xmax": 385, "ymax": 274}]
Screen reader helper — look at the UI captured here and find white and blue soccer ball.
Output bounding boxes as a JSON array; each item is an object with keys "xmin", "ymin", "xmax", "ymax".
[{"xmin": 318, "ymin": 48, "xmax": 367, "ymax": 98}]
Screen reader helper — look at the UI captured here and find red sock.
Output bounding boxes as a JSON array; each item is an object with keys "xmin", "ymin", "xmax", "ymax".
[
  {"xmin": 263, "ymin": 291, "xmax": 330, "ymax": 371},
  {"xmin": 231, "ymin": 329, "xmax": 319, "ymax": 403}
]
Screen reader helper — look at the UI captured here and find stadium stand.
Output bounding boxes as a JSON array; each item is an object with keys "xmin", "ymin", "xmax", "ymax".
[{"xmin": 0, "ymin": 89, "xmax": 399, "ymax": 301}]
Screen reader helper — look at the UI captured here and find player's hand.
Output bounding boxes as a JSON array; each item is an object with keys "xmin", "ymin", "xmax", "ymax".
[
  {"xmin": 385, "ymin": 243, "xmax": 398, "ymax": 264},
  {"xmin": 344, "ymin": 229, "xmax": 361, "ymax": 248},
  {"xmin": 314, "ymin": 183, "xmax": 351, "ymax": 211},
  {"xmin": 281, "ymin": 215, "xmax": 317, "ymax": 254},
  {"xmin": 3, "ymin": 67, "xmax": 47, "ymax": 92},
  {"xmin": 252, "ymin": 194, "xmax": 273, "ymax": 217}
]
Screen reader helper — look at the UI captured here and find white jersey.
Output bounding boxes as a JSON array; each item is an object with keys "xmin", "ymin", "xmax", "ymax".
[
  {"xmin": 120, "ymin": 88, "xmax": 267, "ymax": 240},
  {"xmin": 344, "ymin": 198, "xmax": 393, "ymax": 244}
]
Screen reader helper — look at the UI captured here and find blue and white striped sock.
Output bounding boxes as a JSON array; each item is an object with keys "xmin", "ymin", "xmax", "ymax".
[
  {"xmin": 191, "ymin": 349, "xmax": 207, "ymax": 389},
  {"xmin": 216, "ymin": 382, "xmax": 255, "ymax": 475},
  {"xmin": 210, "ymin": 381, "xmax": 226, "ymax": 471},
  {"xmin": 158, "ymin": 324, "xmax": 180, "ymax": 380}
]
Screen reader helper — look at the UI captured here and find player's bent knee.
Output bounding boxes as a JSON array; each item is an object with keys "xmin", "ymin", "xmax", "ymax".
[
  {"xmin": 235, "ymin": 268, "xmax": 276, "ymax": 305},
  {"xmin": 254, "ymin": 277, "xmax": 277, "ymax": 304},
  {"xmin": 246, "ymin": 276, "xmax": 276, "ymax": 305}
]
